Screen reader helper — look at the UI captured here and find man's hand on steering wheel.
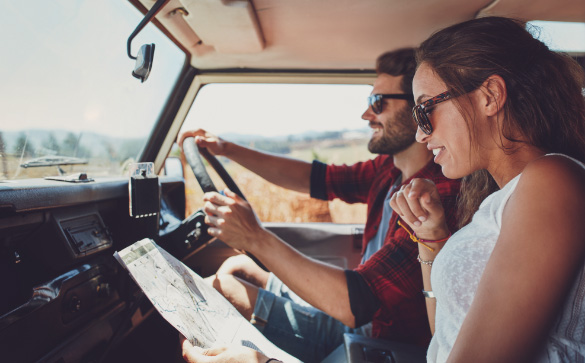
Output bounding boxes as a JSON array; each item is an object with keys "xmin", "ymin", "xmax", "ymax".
[
  {"xmin": 178, "ymin": 129, "xmax": 229, "ymax": 157},
  {"xmin": 203, "ymin": 189, "xmax": 267, "ymax": 253}
]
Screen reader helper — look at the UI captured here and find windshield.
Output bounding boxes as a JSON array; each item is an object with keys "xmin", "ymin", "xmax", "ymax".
[
  {"xmin": 177, "ymin": 82, "xmax": 374, "ymax": 223},
  {"xmin": 0, "ymin": 0, "xmax": 185, "ymax": 180}
]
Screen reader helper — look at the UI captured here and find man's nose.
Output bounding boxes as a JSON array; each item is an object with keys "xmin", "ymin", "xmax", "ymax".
[{"xmin": 362, "ymin": 106, "xmax": 375, "ymax": 121}]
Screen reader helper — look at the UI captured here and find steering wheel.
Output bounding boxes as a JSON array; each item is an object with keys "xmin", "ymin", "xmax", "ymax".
[{"xmin": 180, "ymin": 137, "xmax": 247, "ymax": 200}]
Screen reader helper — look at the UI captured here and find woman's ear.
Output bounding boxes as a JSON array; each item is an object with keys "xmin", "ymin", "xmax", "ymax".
[{"xmin": 481, "ymin": 75, "xmax": 507, "ymax": 117}]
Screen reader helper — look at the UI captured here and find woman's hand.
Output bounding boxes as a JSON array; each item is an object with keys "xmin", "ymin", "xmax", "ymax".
[
  {"xmin": 181, "ymin": 337, "xmax": 268, "ymax": 363},
  {"xmin": 178, "ymin": 129, "xmax": 230, "ymax": 156},
  {"xmin": 389, "ymin": 178, "xmax": 450, "ymax": 241},
  {"xmin": 203, "ymin": 189, "xmax": 267, "ymax": 252}
]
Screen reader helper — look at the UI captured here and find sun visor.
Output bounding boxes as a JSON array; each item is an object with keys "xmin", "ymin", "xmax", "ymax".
[
  {"xmin": 176, "ymin": 0, "xmax": 265, "ymax": 53},
  {"xmin": 477, "ymin": 0, "xmax": 585, "ymax": 22}
]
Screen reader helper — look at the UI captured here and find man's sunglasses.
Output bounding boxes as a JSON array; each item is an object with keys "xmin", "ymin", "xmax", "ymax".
[
  {"xmin": 412, "ymin": 91, "xmax": 452, "ymax": 135},
  {"xmin": 368, "ymin": 94, "xmax": 412, "ymax": 114}
]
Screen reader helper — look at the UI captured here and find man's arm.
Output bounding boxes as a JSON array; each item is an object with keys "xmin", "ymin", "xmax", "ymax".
[
  {"xmin": 203, "ymin": 189, "xmax": 357, "ymax": 327},
  {"xmin": 179, "ymin": 129, "xmax": 312, "ymax": 193},
  {"xmin": 254, "ymin": 231, "xmax": 356, "ymax": 327}
]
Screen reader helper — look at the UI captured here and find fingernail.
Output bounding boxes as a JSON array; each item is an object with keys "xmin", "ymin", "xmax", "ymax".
[
  {"xmin": 414, "ymin": 221, "xmax": 421, "ymax": 227},
  {"xmin": 419, "ymin": 216, "xmax": 427, "ymax": 222},
  {"xmin": 408, "ymin": 192, "xmax": 415, "ymax": 198}
]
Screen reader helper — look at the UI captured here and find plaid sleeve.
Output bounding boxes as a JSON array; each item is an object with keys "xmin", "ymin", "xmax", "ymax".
[
  {"xmin": 355, "ymin": 234, "xmax": 422, "ymax": 309},
  {"xmin": 310, "ymin": 160, "xmax": 328, "ymax": 200},
  {"xmin": 323, "ymin": 155, "xmax": 391, "ymax": 204},
  {"xmin": 353, "ymin": 234, "xmax": 431, "ymax": 344}
]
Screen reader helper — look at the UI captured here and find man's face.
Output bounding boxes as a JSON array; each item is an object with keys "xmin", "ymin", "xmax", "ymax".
[{"xmin": 362, "ymin": 74, "xmax": 417, "ymax": 154}]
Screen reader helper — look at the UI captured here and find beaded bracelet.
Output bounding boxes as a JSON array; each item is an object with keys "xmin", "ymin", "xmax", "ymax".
[
  {"xmin": 397, "ymin": 220, "xmax": 451, "ymax": 252},
  {"xmin": 417, "ymin": 254, "xmax": 434, "ymax": 266}
]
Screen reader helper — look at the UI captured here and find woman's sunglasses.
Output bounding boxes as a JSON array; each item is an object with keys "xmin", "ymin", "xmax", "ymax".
[
  {"xmin": 368, "ymin": 93, "xmax": 412, "ymax": 114},
  {"xmin": 412, "ymin": 91, "xmax": 452, "ymax": 135}
]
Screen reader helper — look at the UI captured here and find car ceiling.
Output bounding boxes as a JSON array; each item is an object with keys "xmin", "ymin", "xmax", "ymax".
[{"xmin": 135, "ymin": 0, "xmax": 585, "ymax": 71}]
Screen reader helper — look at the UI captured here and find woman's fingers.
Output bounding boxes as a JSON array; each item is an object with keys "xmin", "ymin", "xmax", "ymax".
[
  {"xmin": 393, "ymin": 188, "xmax": 421, "ymax": 226},
  {"xmin": 391, "ymin": 178, "xmax": 447, "ymax": 230},
  {"xmin": 402, "ymin": 184, "xmax": 429, "ymax": 225}
]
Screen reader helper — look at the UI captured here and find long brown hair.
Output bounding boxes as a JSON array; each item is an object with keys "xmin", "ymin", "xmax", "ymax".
[{"xmin": 416, "ymin": 17, "xmax": 585, "ymax": 227}]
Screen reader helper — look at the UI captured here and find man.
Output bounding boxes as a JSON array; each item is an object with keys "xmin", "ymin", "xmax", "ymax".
[{"xmin": 179, "ymin": 48, "xmax": 460, "ymax": 362}]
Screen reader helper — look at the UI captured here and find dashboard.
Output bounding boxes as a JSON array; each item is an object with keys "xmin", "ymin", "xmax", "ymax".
[{"xmin": 0, "ymin": 176, "xmax": 196, "ymax": 362}]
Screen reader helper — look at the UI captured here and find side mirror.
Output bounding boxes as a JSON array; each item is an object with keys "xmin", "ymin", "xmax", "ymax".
[
  {"xmin": 132, "ymin": 44, "xmax": 155, "ymax": 82},
  {"xmin": 164, "ymin": 157, "xmax": 184, "ymax": 178}
]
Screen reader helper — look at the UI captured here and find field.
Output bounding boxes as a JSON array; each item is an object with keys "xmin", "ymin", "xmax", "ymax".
[{"xmin": 183, "ymin": 139, "xmax": 374, "ymax": 224}]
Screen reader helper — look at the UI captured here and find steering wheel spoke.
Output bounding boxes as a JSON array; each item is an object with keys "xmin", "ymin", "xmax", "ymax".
[{"xmin": 181, "ymin": 137, "xmax": 246, "ymax": 200}]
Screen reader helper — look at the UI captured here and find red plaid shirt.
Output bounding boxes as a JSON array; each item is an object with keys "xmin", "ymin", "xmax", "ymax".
[{"xmin": 311, "ymin": 155, "xmax": 460, "ymax": 346}]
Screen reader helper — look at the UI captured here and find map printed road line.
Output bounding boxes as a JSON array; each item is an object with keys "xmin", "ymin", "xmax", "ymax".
[{"xmin": 115, "ymin": 238, "xmax": 301, "ymax": 363}]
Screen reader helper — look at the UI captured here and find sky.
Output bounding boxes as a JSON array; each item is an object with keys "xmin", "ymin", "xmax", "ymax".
[
  {"xmin": 1, "ymin": 1, "xmax": 584, "ymax": 139},
  {"xmin": 181, "ymin": 83, "xmax": 373, "ymax": 137},
  {"xmin": 0, "ymin": 0, "xmax": 184, "ymax": 139}
]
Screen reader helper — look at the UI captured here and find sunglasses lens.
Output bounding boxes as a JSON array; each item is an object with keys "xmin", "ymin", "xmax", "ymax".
[
  {"xmin": 413, "ymin": 106, "xmax": 432, "ymax": 135},
  {"xmin": 369, "ymin": 95, "xmax": 382, "ymax": 114}
]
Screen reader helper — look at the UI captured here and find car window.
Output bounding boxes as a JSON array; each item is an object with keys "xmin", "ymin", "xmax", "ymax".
[
  {"xmin": 176, "ymin": 83, "xmax": 374, "ymax": 224},
  {"xmin": 528, "ymin": 21, "xmax": 585, "ymax": 53},
  {"xmin": 0, "ymin": 0, "xmax": 185, "ymax": 181}
]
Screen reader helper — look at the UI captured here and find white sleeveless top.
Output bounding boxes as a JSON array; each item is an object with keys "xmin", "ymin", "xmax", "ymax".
[{"xmin": 427, "ymin": 172, "xmax": 585, "ymax": 362}]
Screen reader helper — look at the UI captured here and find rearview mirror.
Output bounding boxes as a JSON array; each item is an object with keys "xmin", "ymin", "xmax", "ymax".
[
  {"xmin": 132, "ymin": 44, "xmax": 155, "ymax": 82},
  {"xmin": 126, "ymin": 0, "xmax": 169, "ymax": 83}
]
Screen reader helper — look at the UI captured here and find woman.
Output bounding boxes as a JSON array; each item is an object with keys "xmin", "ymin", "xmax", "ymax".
[
  {"xmin": 182, "ymin": 16, "xmax": 585, "ymax": 363},
  {"xmin": 391, "ymin": 16, "xmax": 585, "ymax": 362}
]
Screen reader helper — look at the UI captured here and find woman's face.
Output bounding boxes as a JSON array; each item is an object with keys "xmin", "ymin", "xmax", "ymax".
[{"xmin": 412, "ymin": 62, "xmax": 486, "ymax": 179}]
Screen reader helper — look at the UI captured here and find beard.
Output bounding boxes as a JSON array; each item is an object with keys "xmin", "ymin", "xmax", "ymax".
[{"xmin": 368, "ymin": 106, "xmax": 417, "ymax": 154}]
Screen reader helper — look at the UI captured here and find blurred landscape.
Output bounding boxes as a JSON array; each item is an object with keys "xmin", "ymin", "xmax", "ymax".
[
  {"xmin": 0, "ymin": 129, "xmax": 144, "ymax": 179},
  {"xmin": 0, "ymin": 128, "xmax": 375, "ymax": 224}
]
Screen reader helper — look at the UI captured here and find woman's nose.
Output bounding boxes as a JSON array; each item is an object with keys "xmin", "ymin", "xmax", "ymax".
[{"xmin": 415, "ymin": 127, "xmax": 430, "ymax": 143}]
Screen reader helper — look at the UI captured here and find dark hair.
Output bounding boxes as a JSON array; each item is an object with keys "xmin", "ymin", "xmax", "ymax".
[
  {"xmin": 416, "ymin": 16, "xmax": 585, "ymax": 227},
  {"xmin": 376, "ymin": 48, "xmax": 417, "ymax": 109}
]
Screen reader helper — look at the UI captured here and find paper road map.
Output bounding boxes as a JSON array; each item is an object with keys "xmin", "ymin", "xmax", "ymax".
[{"xmin": 114, "ymin": 238, "xmax": 300, "ymax": 363}]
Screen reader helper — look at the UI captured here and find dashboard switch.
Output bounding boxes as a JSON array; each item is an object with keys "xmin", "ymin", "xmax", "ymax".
[{"xmin": 69, "ymin": 296, "xmax": 82, "ymax": 313}]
